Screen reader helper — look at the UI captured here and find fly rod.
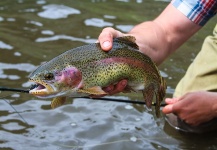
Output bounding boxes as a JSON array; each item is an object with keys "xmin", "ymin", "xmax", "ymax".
[{"xmin": 0, "ymin": 86, "xmax": 166, "ymax": 106}]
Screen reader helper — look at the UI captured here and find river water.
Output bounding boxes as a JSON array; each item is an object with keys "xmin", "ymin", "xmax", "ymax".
[{"xmin": 0, "ymin": 0, "xmax": 217, "ymax": 150}]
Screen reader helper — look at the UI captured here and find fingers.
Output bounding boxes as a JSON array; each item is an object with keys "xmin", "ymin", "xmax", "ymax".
[
  {"xmin": 165, "ymin": 97, "xmax": 179, "ymax": 104},
  {"xmin": 106, "ymin": 79, "xmax": 128, "ymax": 95},
  {"xmin": 162, "ymin": 97, "xmax": 180, "ymax": 114},
  {"xmin": 102, "ymin": 84, "xmax": 114, "ymax": 93},
  {"xmin": 98, "ymin": 27, "xmax": 125, "ymax": 51},
  {"xmin": 90, "ymin": 79, "xmax": 128, "ymax": 98},
  {"xmin": 162, "ymin": 104, "xmax": 173, "ymax": 114}
]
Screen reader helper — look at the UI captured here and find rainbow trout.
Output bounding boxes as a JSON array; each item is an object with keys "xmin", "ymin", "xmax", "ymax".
[{"xmin": 29, "ymin": 36, "xmax": 166, "ymax": 116}]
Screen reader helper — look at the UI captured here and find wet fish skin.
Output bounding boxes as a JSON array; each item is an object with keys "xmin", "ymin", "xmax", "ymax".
[{"xmin": 29, "ymin": 36, "xmax": 166, "ymax": 116}]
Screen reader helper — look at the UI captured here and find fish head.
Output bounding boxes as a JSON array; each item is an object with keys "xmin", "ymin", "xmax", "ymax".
[{"xmin": 29, "ymin": 65, "xmax": 82, "ymax": 98}]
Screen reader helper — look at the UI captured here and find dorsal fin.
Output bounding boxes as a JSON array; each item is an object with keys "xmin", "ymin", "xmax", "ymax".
[{"xmin": 115, "ymin": 36, "xmax": 139, "ymax": 49}]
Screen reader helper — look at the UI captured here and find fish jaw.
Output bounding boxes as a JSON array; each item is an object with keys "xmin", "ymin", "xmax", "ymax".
[
  {"xmin": 29, "ymin": 80, "xmax": 59, "ymax": 98},
  {"xmin": 29, "ymin": 66, "xmax": 83, "ymax": 98}
]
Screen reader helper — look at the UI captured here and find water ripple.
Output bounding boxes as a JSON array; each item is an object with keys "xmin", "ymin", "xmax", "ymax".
[
  {"xmin": 38, "ymin": 4, "xmax": 80, "ymax": 19},
  {"xmin": 0, "ymin": 62, "xmax": 36, "ymax": 73},
  {"xmin": 116, "ymin": 25, "xmax": 134, "ymax": 32},
  {"xmin": 0, "ymin": 41, "xmax": 13, "ymax": 50},
  {"xmin": 0, "ymin": 16, "xmax": 4, "ymax": 21},
  {"xmin": 27, "ymin": 20, "xmax": 43, "ymax": 27},
  {"xmin": 0, "ymin": 63, "xmax": 36, "ymax": 80},
  {"xmin": 84, "ymin": 18, "xmax": 113, "ymax": 27},
  {"xmin": 35, "ymin": 35, "xmax": 96, "ymax": 44},
  {"xmin": 41, "ymin": 30, "xmax": 54, "ymax": 35}
]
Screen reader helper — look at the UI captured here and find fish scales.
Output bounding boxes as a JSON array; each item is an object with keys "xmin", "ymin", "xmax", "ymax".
[{"xmin": 29, "ymin": 36, "xmax": 166, "ymax": 117}]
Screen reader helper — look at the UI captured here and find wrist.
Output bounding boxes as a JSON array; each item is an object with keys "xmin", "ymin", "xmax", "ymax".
[{"xmin": 129, "ymin": 21, "xmax": 170, "ymax": 65}]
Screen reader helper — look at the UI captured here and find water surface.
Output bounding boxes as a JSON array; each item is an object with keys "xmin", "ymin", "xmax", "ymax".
[{"xmin": 0, "ymin": 0, "xmax": 217, "ymax": 149}]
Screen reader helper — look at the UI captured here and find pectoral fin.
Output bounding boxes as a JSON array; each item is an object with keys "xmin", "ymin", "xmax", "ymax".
[
  {"xmin": 51, "ymin": 96, "xmax": 66, "ymax": 109},
  {"xmin": 77, "ymin": 86, "xmax": 107, "ymax": 95}
]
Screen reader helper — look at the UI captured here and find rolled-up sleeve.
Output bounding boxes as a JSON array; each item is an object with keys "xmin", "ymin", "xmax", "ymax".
[{"xmin": 172, "ymin": 0, "xmax": 217, "ymax": 26}]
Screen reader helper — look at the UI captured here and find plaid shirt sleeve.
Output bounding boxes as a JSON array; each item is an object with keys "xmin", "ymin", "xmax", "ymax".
[{"xmin": 172, "ymin": 0, "xmax": 217, "ymax": 26}]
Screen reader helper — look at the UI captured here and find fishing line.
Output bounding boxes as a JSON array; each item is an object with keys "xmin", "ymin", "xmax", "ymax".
[
  {"xmin": 0, "ymin": 86, "xmax": 166, "ymax": 106},
  {"xmin": 3, "ymin": 97, "xmax": 28, "ymax": 124},
  {"xmin": 0, "ymin": 92, "xmax": 45, "ymax": 138},
  {"xmin": 0, "ymin": 87, "xmax": 172, "ymax": 148}
]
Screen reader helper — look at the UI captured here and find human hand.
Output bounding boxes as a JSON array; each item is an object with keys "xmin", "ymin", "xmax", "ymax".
[
  {"xmin": 162, "ymin": 91, "xmax": 217, "ymax": 126},
  {"xmin": 98, "ymin": 27, "xmax": 128, "ymax": 51},
  {"xmin": 90, "ymin": 79, "xmax": 128, "ymax": 98}
]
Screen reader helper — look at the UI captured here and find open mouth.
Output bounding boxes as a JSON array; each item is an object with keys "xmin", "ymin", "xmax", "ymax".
[
  {"xmin": 30, "ymin": 83, "xmax": 46, "ymax": 91},
  {"xmin": 28, "ymin": 82, "xmax": 58, "ymax": 99},
  {"xmin": 29, "ymin": 83, "xmax": 48, "ymax": 96}
]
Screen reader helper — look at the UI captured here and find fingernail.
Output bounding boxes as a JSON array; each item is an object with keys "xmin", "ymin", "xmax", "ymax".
[
  {"xmin": 103, "ymin": 41, "xmax": 110, "ymax": 48},
  {"xmin": 165, "ymin": 98, "xmax": 173, "ymax": 103}
]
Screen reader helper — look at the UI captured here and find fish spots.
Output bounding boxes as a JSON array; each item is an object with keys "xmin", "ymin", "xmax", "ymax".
[{"xmin": 29, "ymin": 36, "xmax": 165, "ymax": 115}]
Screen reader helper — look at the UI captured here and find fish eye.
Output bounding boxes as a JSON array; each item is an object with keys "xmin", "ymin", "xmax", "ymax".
[{"xmin": 44, "ymin": 73, "xmax": 54, "ymax": 80}]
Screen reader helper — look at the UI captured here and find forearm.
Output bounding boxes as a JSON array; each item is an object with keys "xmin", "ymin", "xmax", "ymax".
[{"xmin": 128, "ymin": 3, "xmax": 201, "ymax": 65}]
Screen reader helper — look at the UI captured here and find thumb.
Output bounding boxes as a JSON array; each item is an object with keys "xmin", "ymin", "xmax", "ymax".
[
  {"xmin": 162, "ymin": 104, "xmax": 173, "ymax": 114},
  {"xmin": 165, "ymin": 97, "xmax": 179, "ymax": 104}
]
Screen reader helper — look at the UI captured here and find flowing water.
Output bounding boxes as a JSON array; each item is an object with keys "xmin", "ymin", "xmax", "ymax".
[{"xmin": 0, "ymin": 0, "xmax": 217, "ymax": 150}]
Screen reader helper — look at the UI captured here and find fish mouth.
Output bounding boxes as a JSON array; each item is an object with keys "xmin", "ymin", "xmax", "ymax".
[
  {"xmin": 29, "ymin": 82, "xmax": 57, "ymax": 98},
  {"xmin": 30, "ymin": 83, "xmax": 46, "ymax": 91}
]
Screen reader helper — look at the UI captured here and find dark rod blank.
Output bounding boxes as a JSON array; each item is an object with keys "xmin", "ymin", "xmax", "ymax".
[
  {"xmin": 0, "ymin": 87, "xmax": 29, "ymax": 93},
  {"xmin": 0, "ymin": 86, "xmax": 166, "ymax": 106}
]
